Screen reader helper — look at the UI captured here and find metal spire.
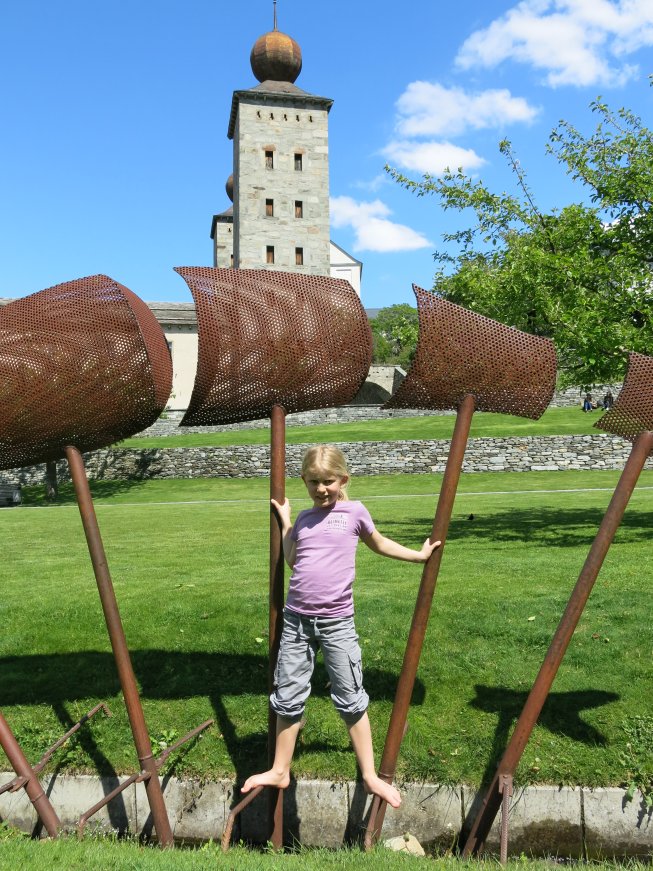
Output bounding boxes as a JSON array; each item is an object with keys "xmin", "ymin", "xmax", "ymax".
[{"xmin": 273, "ymin": 0, "xmax": 278, "ymax": 30}]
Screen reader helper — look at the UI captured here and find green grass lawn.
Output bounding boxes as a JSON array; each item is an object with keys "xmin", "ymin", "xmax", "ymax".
[
  {"xmin": 2, "ymin": 830, "xmax": 647, "ymax": 871},
  {"xmin": 2, "ymin": 470, "xmax": 652, "ymax": 798},
  {"xmin": 119, "ymin": 406, "xmax": 603, "ymax": 449}
]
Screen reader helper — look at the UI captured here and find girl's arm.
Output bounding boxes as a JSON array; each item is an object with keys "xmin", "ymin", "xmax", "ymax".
[
  {"xmin": 271, "ymin": 498, "xmax": 297, "ymax": 568},
  {"xmin": 361, "ymin": 529, "xmax": 441, "ymax": 563}
]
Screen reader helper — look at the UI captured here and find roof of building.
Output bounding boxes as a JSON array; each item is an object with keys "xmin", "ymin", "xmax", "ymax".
[
  {"xmin": 330, "ymin": 239, "xmax": 363, "ymax": 270},
  {"xmin": 210, "ymin": 208, "xmax": 234, "ymax": 239},
  {"xmin": 228, "ymin": 82, "xmax": 333, "ymax": 139},
  {"xmin": 146, "ymin": 302, "xmax": 197, "ymax": 326},
  {"xmin": 1, "ymin": 298, "xmax": 378, "ymax": 327},
  {"xmin": 250, "ymin": 29, "xmax": 302, "ymax": 84},
  {"xmin": 148, "ymin": 301, "xmax": 379, "ymax": 327}
]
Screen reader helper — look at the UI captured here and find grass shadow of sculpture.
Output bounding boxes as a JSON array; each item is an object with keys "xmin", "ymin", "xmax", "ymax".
[
  {"xmin": 384, "ymin": 505, "xmax": 653, "ymax": 550},
  {"xmin": 458, "ymin": 684, "xmax": 621, "ymax": 848},
  {"xmin": 0, "ymin": 650, "xmax": 424, "ymax": 844},
  {"xmin": 19, "ymin": 478, "xmax": 158, "ymax": 507}
]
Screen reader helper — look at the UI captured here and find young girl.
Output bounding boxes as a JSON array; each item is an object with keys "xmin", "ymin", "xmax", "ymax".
[{"xmin": 242, "ymin": 445, "xmax": 440, "ymax": 808}]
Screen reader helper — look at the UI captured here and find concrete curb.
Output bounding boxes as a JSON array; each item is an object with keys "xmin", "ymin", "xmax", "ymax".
[{"xmin": 1, "ymin": 774, "xmax": 651, "ymax": 857}]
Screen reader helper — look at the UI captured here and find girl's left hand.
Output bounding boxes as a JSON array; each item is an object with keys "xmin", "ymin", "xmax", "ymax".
[{"xmin": 420, "ymin": 537, "xmax": 441, "ymax": 561}]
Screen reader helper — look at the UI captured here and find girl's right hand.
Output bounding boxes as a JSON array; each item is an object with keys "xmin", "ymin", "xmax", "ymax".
[{"xmin": 271, "ymin": 498, "xmax": 291, "ymax": 525}]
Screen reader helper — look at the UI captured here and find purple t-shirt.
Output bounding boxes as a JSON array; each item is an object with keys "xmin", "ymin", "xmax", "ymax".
[{"xmin": 285, "ymin": 501, "xmax": 375, "ymax": 618}]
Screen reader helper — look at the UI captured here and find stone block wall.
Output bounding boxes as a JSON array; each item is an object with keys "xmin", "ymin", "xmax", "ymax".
[{"xmin": 3, "ymin": 434, "xmax": 650, "ymax": 487}]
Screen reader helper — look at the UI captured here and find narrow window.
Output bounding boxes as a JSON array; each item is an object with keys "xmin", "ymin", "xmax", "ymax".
[
  {"xmin": 266, "ymin": 245, "xmax": 275, "ymax": 264},
  {"xmin": 265, "ymin": 198, "xmax": 274, "ymax": 217},
  {"xmin": 295, "ymin": 247, "xmax": 304, "ymax": 266},
  {"xmin": 294, "ymin": 153, "xmax": 303, "ymax": 171},
  {"xmin": 230, "ymin": 254, "xmax": 234, "ymax": 267},
  {"xmin": 265, "ymin": 150, "xmax": 274, "ymax": 169},
  {"xmin": 295, "ymin": 200, "xmax": 303, "ymax": 219}
]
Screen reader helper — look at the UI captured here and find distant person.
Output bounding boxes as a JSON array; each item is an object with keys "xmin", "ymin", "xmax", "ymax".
[
  {"xmin": 602, "ymin": 390, "xmax": 614, "ymax": 410},
  {"xmin": 582, "ymin": 393, "xmax": 594, "ymax": 412},
  {"xmin": 240, "ymin": 444, "xmax": 440, "ymax": 809}
]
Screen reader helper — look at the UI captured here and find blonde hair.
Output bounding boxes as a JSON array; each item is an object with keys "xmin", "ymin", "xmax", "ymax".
[{"xmin": 301, "ymin": 445, "xmax": 350, "ymax": 501}]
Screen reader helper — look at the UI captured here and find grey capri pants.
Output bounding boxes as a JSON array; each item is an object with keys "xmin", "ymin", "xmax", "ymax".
[{"xmin": 270, "ymin": 609, "xmax": 369, "ymax": 725}]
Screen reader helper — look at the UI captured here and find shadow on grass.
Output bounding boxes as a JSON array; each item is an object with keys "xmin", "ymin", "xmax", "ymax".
[
  {"xmin": 470, "ymin": 684, "xmax": 620, "ymax": 774},
  {"xmin": 0, "ymin": 650, "xmax": 422, "ymax": 843},
  {"xmin": 457, "ymin": 684, "xmax": 621, "ymax": 851},
  {"xmin": 382, "ymin": 504, "xmax": 652, "ymax": 548},
  {"xmin": 20, "ymin": 479, "xmax": 154, "ymax": 507}
]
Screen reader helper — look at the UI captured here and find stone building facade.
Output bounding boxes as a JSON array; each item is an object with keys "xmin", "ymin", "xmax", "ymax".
[
  {"xmin": 210, "ymin": 16, "xmax": 361, "ymax": 289},
  {"xmin": 229, "ymin": 83, "xmax": 332, "ymax": 275}
]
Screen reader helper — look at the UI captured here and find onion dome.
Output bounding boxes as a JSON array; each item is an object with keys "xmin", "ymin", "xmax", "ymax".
[
  {"xmin": 226, "ymin": 174, "xmax": 234, "ymax": 202},
  {"xmin": 250, "ymin": 28, "xmax": 302, "ymax": 83}
]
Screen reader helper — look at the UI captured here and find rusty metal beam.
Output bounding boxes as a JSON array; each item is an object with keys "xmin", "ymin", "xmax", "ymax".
[{"xmin": 365, "ymin": 287, "xmax": 557, "ymax": 848}]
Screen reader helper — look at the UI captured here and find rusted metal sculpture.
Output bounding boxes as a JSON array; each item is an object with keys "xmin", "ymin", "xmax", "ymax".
[
  {"xmin": 0, "ymin": 704, "xmax": 110, "ymax": 838},
  {"xmin": 176, "ymin": 267, "xmax": 372, "ymax": 426},
  {"xmin": 0, "ymin": 275, "xmax": 171, "ymax": 469},
  {"xmin": 0, "ymin": 712, "xmax": 62, "ymax": 838},
  {"xmin": 462, "ymin": 351, "xmax": 653, "ymax": 860},
  {"xmin": 173, "ymin": 267, "xmax": 373, "ymax": 849},
  {"xmin": 0, "ymin": 275, "xmax": 212, "ymax": 845},
  {"xmin": 364, "ymin": 287, "xmax": 557, "ymax": 849}
]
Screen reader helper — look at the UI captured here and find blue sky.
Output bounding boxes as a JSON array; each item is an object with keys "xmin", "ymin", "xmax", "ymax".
[{"xmin": 1, "ymin": 0, "xmax": 651, "ymax": 309}]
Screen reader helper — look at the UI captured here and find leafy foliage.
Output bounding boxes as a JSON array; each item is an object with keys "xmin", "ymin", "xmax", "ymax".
[
  {"xmin": 387, "ymin": 95, "xmax": 653, "ymax": 387},
  {"xmin": 369, "ymin": 303, "xmax": 418, "ymax": 367}
]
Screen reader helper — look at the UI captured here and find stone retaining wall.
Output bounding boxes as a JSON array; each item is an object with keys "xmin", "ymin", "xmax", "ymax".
[
  {"xmin": 1, "ymin": 774, "xmax": 651, "ymax": 857},
  {"xmin": 3, "ymin": 434, "xmax": 651, "ymax": 487}
]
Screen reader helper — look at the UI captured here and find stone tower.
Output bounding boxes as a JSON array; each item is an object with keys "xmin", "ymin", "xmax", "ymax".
[{"xmin": 213, "ymin": 13, "xmax": 333, "ymax": 275}]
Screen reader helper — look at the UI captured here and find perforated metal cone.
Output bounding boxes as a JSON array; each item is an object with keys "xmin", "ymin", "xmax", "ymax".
[
  {"xmin": 594, "ymin": 352, "xmax": 653, "ymax": 451},
  {"xmin": 385, "ymin": 286, "xmax": 557, "ymax": 418},
  {"xmin": 175, "ymin": 267, "xmax": 373, "ymax": 426},
  {"xmin": 0, "ymin": 275, "xmax": 172, "ymax": 470}
]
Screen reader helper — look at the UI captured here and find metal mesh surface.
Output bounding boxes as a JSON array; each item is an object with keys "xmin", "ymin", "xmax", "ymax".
[
  {"xmin": 594, "ymin": 352, "xmax": 653, "ymax": 451},
  {"xmin": 0, "ymin": 274, "xmax": 172, "ymax": 470},
  {"xmin": 175, "ymin": 267, "xmax": 373, "ymax": 426},
  {"xmin": 385, "ymin": 286, "xmax": 557, "ymax": 419}
]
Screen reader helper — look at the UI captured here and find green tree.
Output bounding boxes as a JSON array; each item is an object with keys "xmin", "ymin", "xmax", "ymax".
[
  {"xmin": 387, "ymin": 95, "xmax": 653, "ymax": 387},
  {"xmin": 370, "ymin": 303, "xmax": 418, "ymax": 368}
]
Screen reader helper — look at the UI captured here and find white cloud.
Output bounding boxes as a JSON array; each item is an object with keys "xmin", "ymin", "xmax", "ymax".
[
  {"xmin": 381, "ymin": 81, "xmax": 536, "ymax": 178},
  {"xmin": 330, "ymin": 196, "xmax": 431, "ymax": 253},
  {"xmin": 396, "ymin": 82, "xmax": 540, "ymax": 138},
  {"xmin": 384, "ymin": 140, "xmax": 487, "ymax": 175},
  {"xmin": 456, "ymin": 0, "xmax": 653, "ymax": 87}
]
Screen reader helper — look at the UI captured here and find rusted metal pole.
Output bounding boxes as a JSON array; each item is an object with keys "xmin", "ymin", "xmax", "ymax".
[
  {"xmin": 462, "ymin": 429, "xmax": 653, "ymax": 857},
  {"xmin": 222, "ymin": 785, "xmax": 264, "ymax": 851},
  {"xmin": 365, "ymin": 393, "xmax": 476, "ymax": 848},
  {"xmin": 30, "ymin": 704, "xmax": 111, "ymax": 775},
  {"xmin": 499, "ymin": 773, "xmax": 512, "ymax": 864},
  {"xmin": 65, "ymin": 445, "xmax": 174, "ymax": 848},
  {"xmin": 268, "ymin": 404, "xmax": 286, "ymax": 848},
  {"xmin": 0, "ymin": 710, "xmax": 61, "ymax": 838}
]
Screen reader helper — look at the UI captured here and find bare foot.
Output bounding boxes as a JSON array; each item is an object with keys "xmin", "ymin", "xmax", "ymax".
[
  {"xmin": 241, "ymin": 768, "xmax": 290, "ymax": 793},
  {"xmin": 364, "ymin": 775, "xmax": 401, "ymax": 808}
]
